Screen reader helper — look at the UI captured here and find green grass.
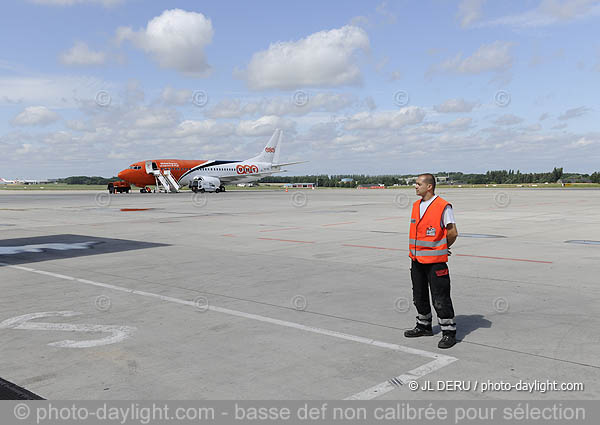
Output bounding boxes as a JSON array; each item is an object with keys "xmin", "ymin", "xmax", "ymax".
[
  {"xmin": 0, "ymin": 184, "xmax": 107, "ymax": 190},
  {"xmin": 2, "ymin": 183, "xmax": 599, "ymax": 191},
  {"xmin": 433, "ymin": 183, "xmax": 600, "ymax": 189}
]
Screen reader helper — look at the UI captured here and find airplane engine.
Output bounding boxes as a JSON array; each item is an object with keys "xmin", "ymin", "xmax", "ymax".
[{"xmin": 202, "ymin": 176, "xmax": 221, "ymax": 187}]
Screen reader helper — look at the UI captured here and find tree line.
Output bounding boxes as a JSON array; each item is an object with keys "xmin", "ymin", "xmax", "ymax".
[
  {"xmin": 260, "ymin": 167, "xmax": 600, "ymax": 187},
  {"xmin": 57, "ymin": 176, "xmax": 119, "ymax": 185},
  {"xmin": 56, "ymin": 167, "xmax": 600, "ymax": 186}
]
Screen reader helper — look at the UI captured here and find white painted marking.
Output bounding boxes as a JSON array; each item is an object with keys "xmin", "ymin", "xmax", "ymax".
[
  {"xmin": 1, "ymin": 262, "xmax": 457, "ymax": 398},
  {"xmin": 345, "ymin": 357, "xmax": 456, "ymax": 400},
  {"xmin": 0, "ymin": 311, "xmax": 136, "ymax": 348},
  {"xmin": 0, "ymin": 242, "xmax": 98, "ymax": 255}
]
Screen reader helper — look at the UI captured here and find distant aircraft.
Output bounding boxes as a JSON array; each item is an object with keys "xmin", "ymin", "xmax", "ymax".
[
  {"xmin": 117, "ymin": 129, "xmax": 305, "ymax": 192},
  {"xmin": 0, "ymin": 178, "xmax": 42, "ymax": 185}
]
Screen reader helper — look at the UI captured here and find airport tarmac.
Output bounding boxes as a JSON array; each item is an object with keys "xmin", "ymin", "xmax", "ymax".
[{"xmin": 0, "ymin": 188, "xmax": 599, "ymax": 400}]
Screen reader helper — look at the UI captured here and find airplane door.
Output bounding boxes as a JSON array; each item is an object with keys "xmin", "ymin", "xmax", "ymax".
[{"xmin": 145, "ymin": 160, "xmax": 155, "ymax": 174}]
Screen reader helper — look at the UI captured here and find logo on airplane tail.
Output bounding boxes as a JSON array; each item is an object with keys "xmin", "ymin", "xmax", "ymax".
[
  {"xmin": 265, "ymin": 147, "xmax": 276, "ymax": 153},
  {"xmin": 236, "ymin": 165, "xmax": 259, "ymax": 174}
]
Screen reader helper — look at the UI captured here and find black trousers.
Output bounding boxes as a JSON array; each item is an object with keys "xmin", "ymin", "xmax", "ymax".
[{"xmin": 410, "ymin": 259, "xmax": 456, "ymax": 335}]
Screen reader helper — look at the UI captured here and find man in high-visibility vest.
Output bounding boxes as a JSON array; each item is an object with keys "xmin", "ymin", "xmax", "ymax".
[{"xmin": 405, "ymin": 173, "xmax": 458, "ymax": 349}]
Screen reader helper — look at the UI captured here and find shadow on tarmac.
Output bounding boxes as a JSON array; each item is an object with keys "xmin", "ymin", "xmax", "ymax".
[
  {"xmin": 0, "ymin": 234, "xmax": 168, "ymax": 266},
  {"xmin": 456, "ymin": 314, "xmax": 492, "ymax": 339},
  {"xmin": 431, "ymin": 314, "xmax": 492, "ymax": 340}
]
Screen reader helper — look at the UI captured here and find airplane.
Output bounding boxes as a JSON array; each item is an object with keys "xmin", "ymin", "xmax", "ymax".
[
  {"xmin": 0, "ymin": 178, "xmax": 42, "ymax": 185},
  {"xmin": 116, "ymin": 129, "xmax": 305, "ymax": 193}
]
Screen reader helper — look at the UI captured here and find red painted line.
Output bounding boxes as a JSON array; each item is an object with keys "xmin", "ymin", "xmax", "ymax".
[
  {"xmin": 342, "ymin": 244, "xmax": 404, "ymax": 251},
  {"xmin": 342, "ymin": 244, "xmax": 552, "ymax": 263},
  {"xmin": 455, "ymin": 253, "xmax": 553, "ymax": 264},
  {"xmin": 221, "ymin": 234, "xmax": 236, "ymax": 237},
  {"xmin": 374, "ymin": 216, "xmax": 403, "ymax": 221},
  {"xmin": 258, "ymin": 237, "xmax": 315, "ymax": 244},
  {"xmin": 120, "ymin": 208, "xmax": 152, "ymax": 212},
  {"xmin": 322, "ymin": 221, "xmax": 356, "ymax": 227},
  {"xmin": 258, "ymin": 227, "xmax": 301, "ymax": 233}
]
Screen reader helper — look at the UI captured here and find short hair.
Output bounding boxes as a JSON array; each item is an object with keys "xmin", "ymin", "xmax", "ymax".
[{"xmin": 419, "ymin": 173, "xmax": 436, "ymax": 191}]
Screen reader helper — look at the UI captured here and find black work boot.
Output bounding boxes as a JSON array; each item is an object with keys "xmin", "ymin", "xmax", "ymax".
[
  {"xmin": 404, "ymin": 325, "xmax": 433, "ymax": 338},
  {"xmin": 438, "ymin": 333, "xmax": 456, "ymax": 349}
]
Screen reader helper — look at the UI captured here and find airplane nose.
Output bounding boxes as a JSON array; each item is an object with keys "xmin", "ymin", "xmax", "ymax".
[{"xmin": 118, "ymin": 170, "xmax": 128, "ymax": 180}]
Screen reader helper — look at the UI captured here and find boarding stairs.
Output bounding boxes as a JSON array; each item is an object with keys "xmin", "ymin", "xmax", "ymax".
[{"xmin": 145, "ymin": 161, "xmax": 180, "ymax": 193}]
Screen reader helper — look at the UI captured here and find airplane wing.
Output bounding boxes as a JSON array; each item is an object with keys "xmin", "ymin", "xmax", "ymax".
[
  {"xmin": 272, "ymin": 161, "xmax": 308, "ymax": 167},
  {"xmin": 219, "ymin": 170, "xmax": 282, "ymax": 184}
]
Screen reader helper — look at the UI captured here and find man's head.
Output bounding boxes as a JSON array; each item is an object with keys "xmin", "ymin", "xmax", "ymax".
[{"xmin": 415, "ymin": 173, "xmax": 436, "ymax": 198}]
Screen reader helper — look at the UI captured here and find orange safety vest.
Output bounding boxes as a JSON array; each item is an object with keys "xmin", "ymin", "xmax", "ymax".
[{"xmin": 409, "ymin": 196, "xmax": 450, "ymax": 264}]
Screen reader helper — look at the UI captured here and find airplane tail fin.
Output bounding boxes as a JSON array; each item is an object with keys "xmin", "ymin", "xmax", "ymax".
[{"xmin": 248, "ymin": 129, "xmax": 282, "ymax": 164}]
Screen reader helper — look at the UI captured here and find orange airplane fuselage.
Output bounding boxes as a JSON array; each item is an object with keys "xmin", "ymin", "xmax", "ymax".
[{"xmin": 117, "ymin": 160, "xmax": 208, "ymax": 187}]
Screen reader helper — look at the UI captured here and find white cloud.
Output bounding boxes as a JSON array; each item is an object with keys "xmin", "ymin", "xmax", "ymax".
[
  {"xmin": 239, "ymin": 25, "xmax": 370, "ymax": 90},
  {"xmin": 205, "ymin": 93, "xmax": 355, "ymax": 119},
  {"xmin": 107, "ymin": 151, "xmax": 129, "ymax": 159},
  {"xmin": 375, "ymin": 56, "xmax": 389, "ymax": 72},
  {"xmin": 116, "ymin": 9, "xmax": 214, "ymax": 76},
  {"xmin": 558, "ymin": 106, "xmax": 590, "ymax": 120},
  {"xmin": 434, "ymin": 41, "xmax": 514, "ymax": 74},
  {"xmin": 523, "ymin": 123, "xmax": 542, "ymax": 132},
  {"xmin": 133, "ymin": 109, "xmax": 178, "ymax": 129},
  {"xmin": 160, "ymin": 87, "xmax": 193, "ymax": 106},
  {"xmin": 175, "ymin": 115, "xmax": 296, "ymax": 139},
  {"xmin": 457, "ymin": 0, "xmax": 486, "ymax": 28},
  {"xmin": 11, "ymin": 106, "xmax": 61, "ymax": 126},
  {"xmin": 205, "ymin": 99, "xmax": 261, "ymax": 119},
  {"xmin": 0, "ymin": 75, "xmax": 112, "ymax": 107},
  {"xmin": 27, "ymin": 0, "xmax": 124, "ymax": 6},
  {"xmin": 409, "ymin": 117, "xmax": 472, "ymax": 134},
  {"xmin": 447, "ymin": 117, "xmax": 473, "ymax": 130},
  {"xmin": 529, "ymin": 48, "xmax": 564, "ymax": 67},
  {"xmin": 363, "ymin": 96, "xmax": 377, "ymax": 111},
  {"xmin": 376, "ymin": 1, "xmax": 397, "ymax": 24},
  {"xmin": 570, "ymin": 136, "xmax": 597, "ymax": 147},
  {"xmin": 349, "ymin": 15, "xmax": 370, "ymax": 27},
  {"xmin": 389, "ymin": 70, "xmax": 402, "ymax": 81},
  {"xmin": 433, "ymin": 98, "xmax": 477, "ymax": 113},
  {"xmin": 60, "ymin": 41, "xmax": 106, "ymax": 66},
  {"xmin": 494, "ymin": 114, "xmax": 524, "ymax": 126},
  {"xmin": 16, "ymin": 143, "xmax": 37, "ymax": 155},
  {"xmin": 122, "ymin": 79, "xmax": 145, "ymax": 105},
  {"xmin": 236, "ymin": 115, "xmax": 296, "ymax": 137},
  {"xmin": 343, "ymin": 107, "xmax": 426, "ymax": 130},
  {"xmin": 65, "ymin": 119, "xmax": 89, "ymax": 131},
  {"xmin": 175, "ymin": 119, "xmax": 235, "ymax": 138},
  {"xmin": 480, "ymin": 0, "xmax": 600, "ymax": 28}
]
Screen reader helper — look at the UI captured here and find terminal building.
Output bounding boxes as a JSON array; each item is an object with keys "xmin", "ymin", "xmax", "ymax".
[{"xmin": 357, "ymin": 184, "xmax": 385, "ymax": 189}]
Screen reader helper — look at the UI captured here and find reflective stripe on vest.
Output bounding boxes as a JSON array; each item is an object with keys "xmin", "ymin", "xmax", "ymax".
[
  {"xmin": 409, "ymin": 238, "xmax": 448, "ymax": 247},
  {"xmin": 412, "ymin": 249, "xmax": 449, "ymax": 256},
  {"xmin": 409, "ymin": 196, "xmax": 450, "ymax": 264}
]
